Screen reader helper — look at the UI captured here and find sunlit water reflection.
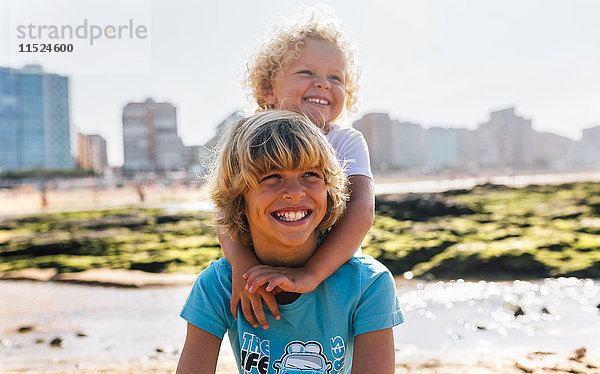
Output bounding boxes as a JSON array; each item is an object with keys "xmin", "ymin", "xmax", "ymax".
[
  {"xmin": 1, "ymin": 277, "xmax": 599, "ymax": 369},
  {"xmin": 395, "ymin": 278, "xmax": 600, "ymax": 362}
]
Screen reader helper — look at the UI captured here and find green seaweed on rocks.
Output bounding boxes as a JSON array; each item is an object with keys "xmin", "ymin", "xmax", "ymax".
[
  {"xmin": 0, "ymin": 208, "xmax": 220, "ymax": 274},
  {"xmin": 370, "ymin": 182, "xmax": 600, "ymax": 279},
  {"xmin": 1, "ymin": 182, "xmax": 600, "ymax": 279}
]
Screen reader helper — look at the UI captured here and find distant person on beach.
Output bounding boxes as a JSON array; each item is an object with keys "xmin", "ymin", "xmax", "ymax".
[
  {"xmin": 136, "ymin": 184, "xmax": 145, "ymax": 204},
  {"xmin": 40, "ymin": 184, "xmax": 48, "ymax": 212},
  {"xmin": 220, "ymin": 5, "xmax": 376, "ymax": 331},
  {"xmin": 177, "ymin": 110, "xmax": 402, "ymax": 373}
]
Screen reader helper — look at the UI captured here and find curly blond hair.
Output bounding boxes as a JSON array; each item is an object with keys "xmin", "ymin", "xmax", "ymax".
[
  {"xmin": 209, "ymin": 110, "xmax": 348, "ymax": 246},
  {"xmin": 244, "ymin": 5, "xmax": 360, "ymax": 119}
]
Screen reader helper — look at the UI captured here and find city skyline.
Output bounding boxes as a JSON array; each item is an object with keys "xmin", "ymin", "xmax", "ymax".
[
  {"xmin": 354, "ymin": 107, "xmax": 600, "ymax": 173},
  {"xmin": 1, "ymin": 1, "xmax": 599, "ymax": 167}
]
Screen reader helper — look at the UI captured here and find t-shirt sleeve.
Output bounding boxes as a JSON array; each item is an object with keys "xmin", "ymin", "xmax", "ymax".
[
  {"xmin": 180, "ymin": 260, "xmax": 231, "ymax": 338},
  {"xmin": 352, "ymin": 262, "xmax": 404, "ymax": 336},
  {"xmin": 328, "ymin": 127, "xmax": 373, "ymax": 179}
]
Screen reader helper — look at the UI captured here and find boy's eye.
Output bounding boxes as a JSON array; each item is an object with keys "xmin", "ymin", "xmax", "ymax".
[
  {"xmin": 329, "ymin": 75, "xmax": 342, "ymax": 82},
  {"xmin": 297, "ymin": 70, "xmax": 313, "ymax": 76},
  {"xmin": 303, "ymin": 171, "xmax": 323, "ymax": 179},
  {"xmin": 260, "ymin": 173, "xmax": 281, "ymax": 182}
]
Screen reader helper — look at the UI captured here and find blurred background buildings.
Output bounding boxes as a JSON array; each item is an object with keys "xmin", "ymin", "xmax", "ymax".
[
  {"xmin": 0, "ymin": 65, "xmax": 74, "ymax": 172},
  {"xmin": 1, "ymin": 64, "xmax": 599, "ymax": 184},
  {"xmin": 122, "ymin": 98, "xmax": 184, "ymax": 174},
  {"xmin": 77, "ymin": 133, "xmax": 108, "ymax": 173},
  {"xmin": 121, "ymin": 97, "xmax": 215, "ymax": 177},
  {"xmin": 355, "ymin": 107, "xmax": 600, "ymax": 174}
]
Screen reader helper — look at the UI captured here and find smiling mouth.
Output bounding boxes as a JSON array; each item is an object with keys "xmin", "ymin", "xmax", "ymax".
[
  {"xmin": 271, "ymin": 210, "xmax": 312, "ymax": 222},
  {"xmin": 304, "ymin": 97, "xmax": 329, "ymax": 105}
]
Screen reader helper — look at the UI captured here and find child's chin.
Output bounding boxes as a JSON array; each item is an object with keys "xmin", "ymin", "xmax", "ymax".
[{"xmin": 279, "ymin": 235, "xmax": 313, "ymax": 247}]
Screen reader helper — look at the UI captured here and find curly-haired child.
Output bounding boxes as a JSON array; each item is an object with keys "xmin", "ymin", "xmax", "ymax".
[{"xmin": 221, "ymin": 6, "xmax": 375, "ymax": 330}]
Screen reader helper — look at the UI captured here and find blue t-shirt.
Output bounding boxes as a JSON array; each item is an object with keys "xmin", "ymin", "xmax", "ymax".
[{"xmin": 180, "ymin": 254, "xmax": 404, "ymax": 374}]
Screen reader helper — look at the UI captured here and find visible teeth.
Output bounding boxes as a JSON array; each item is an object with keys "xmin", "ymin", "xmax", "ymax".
[
  {"xmin": 306, "ymin": 98, "xmax": 328, "ymax": 105},
  {"xmin": 276, "ymin": 211, "xmax": 308, "ymax": 222}
]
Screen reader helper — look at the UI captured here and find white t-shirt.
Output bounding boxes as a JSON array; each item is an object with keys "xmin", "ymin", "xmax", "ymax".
[{"xmin": 325, "ymin": 123, "xmax": 373, "ymax": 179}]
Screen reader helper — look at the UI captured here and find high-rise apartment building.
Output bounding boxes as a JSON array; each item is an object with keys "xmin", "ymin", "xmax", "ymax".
[
  {"xmin": 581, "ymin": 126, "xmax": 600, "ymax": 148},
  {"xmin": 456, "ymin": 128, "xmax": 479, "ymax": 171},
  {"xmin": 203, "ymin": 111, "xmax": 244, "ymax": 150},
  {"xmin": 574, "ymin": 125, "xmax": 600, "ymax": 169},
  {"xmin": 393, "ymin": 120, "xmax": 425, "ymax": 169},
  {"xmin": 77, "ymin": 133, "xmax": 108, "ymax": 172},
  {"xmin": 190, "ymin": 111, "xmax": 245, "ymax": 175},
  {"xmin": 122, "ymin": 98, "xmax": 185, "ymax": 173},
  {"xmin": 353, "ymin": 113, "xmax": 425, "ymax": 171},
  {"xmin": 426, "ymin": 127, "xmax": 459, "ymax": 171},
  {"xmin": 476, "ymin": 107, "xmax": 536, "ymax": 168},
  {"xmin": 353, "ymin": 113, "xmax": 395, "ymax": 171},
  {"xmin": 0, "ymin": 65, "xmax": 74, "ymax": 171},
  {"xmin": 534, "ymin": 132, "xmax": 574, "ymax": 170}
]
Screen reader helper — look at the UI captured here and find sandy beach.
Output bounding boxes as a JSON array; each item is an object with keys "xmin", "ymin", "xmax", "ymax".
[
  {"xmin": 2, "ymin": 273, "xmax": 599, "ymax": 373},
  {"xmin": 4, "ymin": 354, "xmax": 600, "ymax": 374},
  {"xmin": 3, "ymin": 171, "xmax": 600, "ymax": 218},
  {"xmin": 0, "ymin": 184, "xmax": 211, "ymax": 218}
]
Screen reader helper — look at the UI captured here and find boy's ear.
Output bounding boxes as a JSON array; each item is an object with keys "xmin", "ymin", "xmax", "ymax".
[{"xmin": 262, "ymin": 80, "xmax": 277, "ymax": 106}]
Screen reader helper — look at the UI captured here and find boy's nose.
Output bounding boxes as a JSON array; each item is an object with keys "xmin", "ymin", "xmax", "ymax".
[{"xmin": 283, "ymin": 179, "xmax": 305, "ymax": 200}]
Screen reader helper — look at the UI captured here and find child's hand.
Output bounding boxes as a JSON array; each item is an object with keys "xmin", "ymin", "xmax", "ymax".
[
  {"xmin": 231, "ymin": 265, "xmax": 280, "ymax": 330},
  {"xmin": 243, "ymin": 265, "xmax": 320, "ymax": 294}
]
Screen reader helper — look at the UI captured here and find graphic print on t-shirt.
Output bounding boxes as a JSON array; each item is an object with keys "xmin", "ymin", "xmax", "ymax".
[
  {"xmin": 273, "ymin": 341, "xmax": 333, "ymax": 373},
  {"xmin": 240, "ymin": 332, "xmax": 271, "ymax": 374}
]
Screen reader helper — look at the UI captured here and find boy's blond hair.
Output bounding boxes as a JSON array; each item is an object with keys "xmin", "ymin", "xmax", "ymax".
[
  {"xmin": 245, "ymin": 5, "xmax": 359, "ymax": 119},
  {"xmin": 209, "ymin": 110, "xmax": 348, "ymax": 246}
]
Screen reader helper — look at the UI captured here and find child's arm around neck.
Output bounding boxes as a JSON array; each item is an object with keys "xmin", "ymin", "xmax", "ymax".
[
  {"xmin": 302, "ymin": 174, "xmax": 374, "ymax": 284},
  {"xmin": 218, "ymin": 227, "xmax": 280, "ymax": 330}
]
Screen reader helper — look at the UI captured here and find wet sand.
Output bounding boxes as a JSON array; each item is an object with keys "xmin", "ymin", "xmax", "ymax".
[
  {"xmin": 1, "ymin": 268, "xmax": 197, "ymax": 288},
  {"xmin": 2, "ymin": 275, "xmax": 599, "ymax": 373}
]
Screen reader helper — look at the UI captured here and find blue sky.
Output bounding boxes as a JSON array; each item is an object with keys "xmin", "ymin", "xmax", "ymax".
[{"xmin": 2, "ymin": 0, "xmax": 599, "ymax": 166}]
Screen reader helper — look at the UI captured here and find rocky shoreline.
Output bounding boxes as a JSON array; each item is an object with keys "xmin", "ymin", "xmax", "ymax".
[
  {"xmin": 1, "ymin": 182, "xmax": 600, "ymax": 281},
  {"xmin": 0, "ymin": 268, "xmax": 196, "ymax": 288},
  {"xmin": 368, "ymin": 182, "xmax": 600, "ymax": 279}
]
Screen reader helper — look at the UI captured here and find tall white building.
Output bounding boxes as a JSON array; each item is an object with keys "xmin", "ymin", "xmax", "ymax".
[
  {"xmin": 393, "ymin": 120, "xmax": 425, "ymax": 169},
  {"xmin": 122, "ymin": 98, "xmax": 185, "ymax": 173},
  {"xmin": 353, "ymin": 113, "xmax": 425, "ymax": 171},
  {"xmin": 574, "ymin": 125, "xmax": 600, "ymax": 169},
  {"xmin": 581, "ymin": 126, "xmax": 600, "ymax": 148},
  {"xmin": 456, "ymin": 128, "xmax": 479, "ymax": 171},
  {"xmin": 476, "ymin": 107, "xmax": 536, "ymax": 168},
  {"xmin": 353, "ymin": 113, "xmax": 395, "ymax": 171},
  {"xmin": 426, "ymin": 127, "xmax": 459, "ymax": 171},
  {"xmin": 535, "ymin": 132, "xmax": 574, "ymax": 170},
  {"xmin": 204, "ymin": 111, "xmax": 244, "ymax": 150}
]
